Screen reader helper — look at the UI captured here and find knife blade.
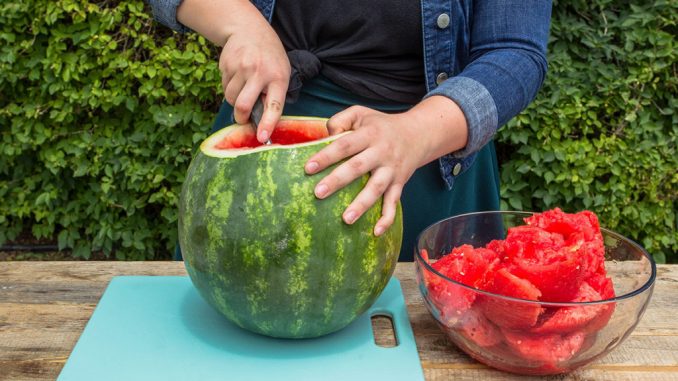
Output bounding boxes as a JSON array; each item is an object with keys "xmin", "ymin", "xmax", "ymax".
[{"xmin": 250, "ymin": 96, "xmax": 271, "ymax": 145}]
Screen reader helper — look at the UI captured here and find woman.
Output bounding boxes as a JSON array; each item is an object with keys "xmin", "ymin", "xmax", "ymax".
[{"xmin": 148, "ymin": 0, "xmax": 552, "ymax": 260}]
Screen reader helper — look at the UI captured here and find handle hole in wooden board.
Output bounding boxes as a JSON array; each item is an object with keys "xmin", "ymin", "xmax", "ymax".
[{"xmin": 371, "ymin": 314, "xmax": 398, "ymax": 348}]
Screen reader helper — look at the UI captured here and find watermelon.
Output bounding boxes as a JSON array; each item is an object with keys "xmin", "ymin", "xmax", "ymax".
[
  {"xmin": 427, "ymin": 245, "xmax": 498, "ymax": 321},
  {"xmin": 479, "ymin": 268, "xmax": 544, "ymax": 329},
  {"xmin": 178, "ymin": 117, "xmax": 403, "ymax": 338},
  {"xmin": 502, "ymin": 329, "xmax": 586, "ymax": 365},
  {"xmin": 531, "ymin": 282, "xmax": 610, "ymax": 334},
  {"xmin": 455, "ymin": 309, "xmax": 502, "ymax": 348}
]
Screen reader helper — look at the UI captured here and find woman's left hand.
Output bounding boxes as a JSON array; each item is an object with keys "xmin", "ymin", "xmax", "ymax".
[
  {"xmin": 305, "ymin": 97, "xmax": 469, "ymax": 236},
  {"xmin": 305, "ymin": 106, "xmax": 422, "ymax": 236}
]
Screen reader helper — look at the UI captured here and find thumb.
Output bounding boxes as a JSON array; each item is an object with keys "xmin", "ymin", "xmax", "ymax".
[{"xmin": 327, "ymin": 105, "xmax": 371, "ymax": 135}]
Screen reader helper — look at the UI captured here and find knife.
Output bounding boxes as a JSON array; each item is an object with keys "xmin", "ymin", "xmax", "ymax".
[{"xmin": 250, "ymin": 96, "xmax": 272, "ymax": 145}]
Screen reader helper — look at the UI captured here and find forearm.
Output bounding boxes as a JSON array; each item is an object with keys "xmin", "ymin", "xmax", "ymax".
[
  {"xmin": 176, "ymin": 0, "xmax": 269, "ymax": 46},
  {"xmin": 404, "ymin": 96, "xmax": 469, "ymax": 166}
]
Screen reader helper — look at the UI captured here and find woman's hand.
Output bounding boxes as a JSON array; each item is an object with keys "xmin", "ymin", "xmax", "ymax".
[
  {"xmin": 305, "ymin": 96, "xmax": 469, "ymax": 236},
  {"xmin": 306, "ymin": 107, "xmax": 422, "ymax": 236},
  {"xmin": 219, "ymin": 26, "xmax": 290, "ymax": 143},
  {"xmin": 177, "ymin": 0, "xmax": 290, "ymax": 143}
]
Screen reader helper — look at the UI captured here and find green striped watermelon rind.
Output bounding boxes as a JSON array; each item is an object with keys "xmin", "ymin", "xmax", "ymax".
[{"xmin": 179, "ymin": 117, "xmax": 403, "ymax": 338}]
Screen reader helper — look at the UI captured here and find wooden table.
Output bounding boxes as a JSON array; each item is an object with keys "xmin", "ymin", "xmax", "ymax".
[{"xmin": 1, "ymin": 262, "xmax": 677, "ymax": 381}]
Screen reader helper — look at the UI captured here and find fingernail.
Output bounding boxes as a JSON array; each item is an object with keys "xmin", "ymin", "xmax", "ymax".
[
  {"xmin": 259, "ymin": 130, "xmax": 269, "ymax": 142},
  {"xmin": 315, "ymin": 183, "xmax": 328, "ymax": 198},
  {"xmin": 374, "ymin": 225, "xmax": 385, "ymax": 236},
  {"xmin": 306, "ymin": 161, "xmax": 319, "ymax": 174},
  {"xmin": 344, "ymin": 210, "xmax": 357, "ymax": 224}
]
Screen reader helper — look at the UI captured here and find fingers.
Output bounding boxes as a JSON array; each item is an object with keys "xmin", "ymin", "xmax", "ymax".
[
  {"xmin": 223, "ymin": 77, "xmax": 287, "ymax": 141},
  {"xmin": 223, "ymin": 73, "xmax": 246, "ymax": 106},
  {"xmin": 233, "ymin": 79, "xmax": 263, "ymax": 125},
  {"xmin": 315, "ymin": 158, "xmax": 403, "ymax": 235},
  {"xmin": 305, "ymin": 131, "xmax": 368, "ymax": 179},
  {"xmin": 256, "ymin": 80, "xmax": 288, "ymax": 143},
  {"xmin": 374, "ymin": 185, "xmax": 402, "ymax": 236},
  {"xmin": 313, "ymin": 154, "xmax": 373, "ymax": 201},
  {"xmin": 340, "ymin": 167, "xmax": 394, "ymax": 224}
]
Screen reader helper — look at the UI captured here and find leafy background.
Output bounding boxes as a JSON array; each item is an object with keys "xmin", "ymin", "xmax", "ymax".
[{"xmin": 1, "ymin": 0, "xmax": 676, "ymax": 262}]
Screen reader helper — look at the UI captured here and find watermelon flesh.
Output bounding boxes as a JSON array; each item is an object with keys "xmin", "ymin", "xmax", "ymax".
[
  {"xmin": 179, "ymin": 117, "xmax": 403, "ymax": 339},
  {"xmin": 426, "ymin": 208, "xmax": 616, "ymax": 370},
  {"xmin": 213, "ymin": 118, "xmax": 330, "ymax": 150}
]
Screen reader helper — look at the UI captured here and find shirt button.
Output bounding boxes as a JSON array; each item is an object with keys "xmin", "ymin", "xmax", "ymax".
[
  {"xmin": 437, "ymin": 13, "xmax": 450, "ymax": 29},
  {"xmin": 452, "ymin": 163, "xmax": 462, "ymax": 176},
  {"xmin": 436, "ymin": 72, "xmax": 448, "ymax": 85}
]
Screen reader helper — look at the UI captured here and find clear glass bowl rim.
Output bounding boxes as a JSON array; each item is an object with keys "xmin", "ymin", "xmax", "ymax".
[{"xmin": 414, "ymin": 210, "xmax": 657, "ymax": 307}]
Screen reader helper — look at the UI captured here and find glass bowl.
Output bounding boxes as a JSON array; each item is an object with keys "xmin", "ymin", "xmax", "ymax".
[{"xmin": 414, "ymin": 211, "xmax": 656, "ymax": 375}]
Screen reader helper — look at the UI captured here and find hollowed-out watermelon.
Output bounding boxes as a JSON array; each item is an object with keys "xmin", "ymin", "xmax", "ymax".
[{"xmin": 178, "ymin": 117, "xmax": 403, "ymax": 338}]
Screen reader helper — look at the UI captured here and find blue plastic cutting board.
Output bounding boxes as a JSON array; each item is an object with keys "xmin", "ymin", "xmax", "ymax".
[{"xmin": 57, "ymin": 276, "xmax": 425, "ymax": 381}]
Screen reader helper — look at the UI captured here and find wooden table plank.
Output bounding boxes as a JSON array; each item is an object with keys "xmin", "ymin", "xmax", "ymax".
[{"xmin": 0, "ymin": 262, "xmax": 676, "ymax": 381}]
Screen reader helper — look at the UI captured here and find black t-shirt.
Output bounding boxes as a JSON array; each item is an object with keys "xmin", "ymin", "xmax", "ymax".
[{"xmin": 271, "ymin": 0, "xmax": 426, "ymax": 104}]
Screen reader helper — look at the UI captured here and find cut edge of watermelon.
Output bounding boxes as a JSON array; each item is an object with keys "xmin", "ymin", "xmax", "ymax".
[{"xmin": 202, "ymin": 116, "xmax": 346, "ymax": 158}]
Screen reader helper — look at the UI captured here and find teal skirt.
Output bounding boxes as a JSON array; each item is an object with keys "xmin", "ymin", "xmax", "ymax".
[{"xmin": 201, "ymin": 77, "xmax": 500, "ymax": 261}]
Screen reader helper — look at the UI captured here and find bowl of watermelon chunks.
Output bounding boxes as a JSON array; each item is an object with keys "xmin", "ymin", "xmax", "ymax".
[{"xmin": 414, "ymin": 209, "xmax": 656, "ymax": 375}]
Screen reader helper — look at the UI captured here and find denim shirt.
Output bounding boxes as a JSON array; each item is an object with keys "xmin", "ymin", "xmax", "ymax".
[{"xmin": 148, "ymin": 0, "xmax": 552, "ymax": 189}]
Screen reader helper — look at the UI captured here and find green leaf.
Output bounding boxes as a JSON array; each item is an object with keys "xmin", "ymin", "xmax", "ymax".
[
  {"xmin": 508, "ymin": 196, "xmax": 523, "ymax": 210},
  {"xmin": 544, "ymin": 171, "xmax": 555, "ymax": 184},
  {"xmin": 73, "ymin": 243, "xmax": 92, "ymax": 259},
  {"xmin": 652, "ymin": 251, "xmax": 666, "ymax": 264},
  {"xmin": 58, "ymin": 230, "xmax": 69, "ymax": 251}
]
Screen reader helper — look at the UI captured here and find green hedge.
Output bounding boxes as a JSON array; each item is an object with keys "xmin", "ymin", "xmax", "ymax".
[
  {"xmin": 1, "ymin": 0, "xmax": 676, "ymax": 262},
  {"xmin": 497, "ymin": 0, "xmax": 677, "ymax": 263}
]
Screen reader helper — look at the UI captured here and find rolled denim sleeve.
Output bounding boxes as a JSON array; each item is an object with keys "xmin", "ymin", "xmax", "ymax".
[
  {"xmin": 427, "ymin": 0, "xmax": 551, "ymax": 159},
  {"xmin": 146, "ymin": 0, "xmax": 190, "ymax": 32}
]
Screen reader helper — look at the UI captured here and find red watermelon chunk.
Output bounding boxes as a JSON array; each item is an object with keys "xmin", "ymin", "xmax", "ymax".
[
  {"xmin": 425, "ymin": 274, "xmax": 476, "ymax": 322},
  {"xmin": 486, "ymin": 239, "xmax": 506, "ymax": 258},
  {"xmin": 509, "ymin": 251, "xmax": 585, "ymax": 302},
  {"xmin": 565, "ymin": 233, "xmax": 605, "ymax": 280},
  {"xmin": 433, "ymin": 245, "xmax": 493, "ymax": 287},
  {"xmin": 427, "ymin": 245, "xmax": 497, "ymax": 321},
  {"xmin": 532, "ymin": 282, "xmax": 610, "ymax": 334},
  {"xmin": 583, "ymin": 273, "xmax": 616, "ymax": 331},
  {"xmin": 480, "ymin": 268, "xmax": 543, "ymax": 329},
  {"xmin": 525, "ymin": 208, "xmax": 601, "ymax": 242},
  {"xmin": 455, "ymin": 309, "xmax": 502, "ymax": 348},
  {"xmin": 502, "ymin": 225, "xmax": 566, "ymax": 261},
  {"xmin": 485, "ymin": 268, "xmax": 542, "ymax": 300},
  {"xmin": 503, "ymin": 329, "xmax": 586, "ymax": 365},
  {"xmin": 587, "ymin": 272, "xmax": 615, "ymax": 299}
]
